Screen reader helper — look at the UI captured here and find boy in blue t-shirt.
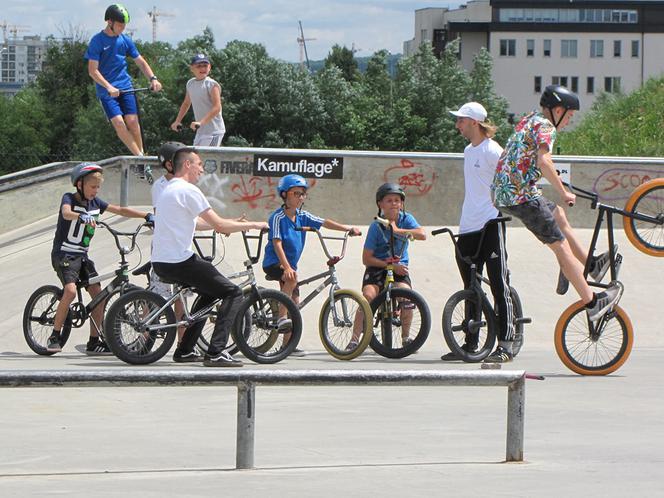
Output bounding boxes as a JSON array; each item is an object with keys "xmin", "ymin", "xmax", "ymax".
[
  {"xmin": 349, "ymin": 183, "xmax": 426, "ymax": 349},
  {"xmin": 84, "ymin": 4, "xmax": 162, "ymax": 162},
  {"xmin": 263, "ymin": 174, "xmax": 360, "ymax": 355},
  {"xmin": 47, "ymin": 162, "xmax": 153, "ymax": 355}
]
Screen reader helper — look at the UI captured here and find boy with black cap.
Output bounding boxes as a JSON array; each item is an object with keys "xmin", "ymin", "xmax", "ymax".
[{"xmin": 170, "ymin": 53, "xmax": 225, "ymax": 146}]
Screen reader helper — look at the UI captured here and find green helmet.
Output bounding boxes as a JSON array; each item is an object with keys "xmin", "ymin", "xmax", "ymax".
[{"xmin": 105, "ymin": 4, "xmax": 130, "ymax": 23}]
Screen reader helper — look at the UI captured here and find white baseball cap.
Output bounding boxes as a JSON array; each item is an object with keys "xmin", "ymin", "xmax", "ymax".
[{"xmin": 449, "ymin": 102, "xmax": 487, "ymax": 122}]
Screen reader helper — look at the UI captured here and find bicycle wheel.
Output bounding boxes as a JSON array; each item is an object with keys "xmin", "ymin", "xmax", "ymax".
[
  {"xmin": 442, "ymin": 289, "xmax": 497, "ymax": 362},
  {"xmin": 23, "ymin": 285, "xmax": 73, "ymax": 356},
  {"xmin": 509, "ymin": 287, "xmax": 525, "ymax": 357},
  {"xmin": 104, "ymin": 290, "xmax": 177, "ymax": 365},
  {"xmin": 318, "ymin": 289, "xmax": 373, "ymax": 360},
  {"xmin": 554, "ymin": 301, "xmax": 633, "ymax": 376},
  {"xmin": 623, "ymin": 178, "xmax": 664, "ymax": 257},
  {"xmin": 99, "ymin": 283, "xmax": 143, "ymax": 341},
  {"xmin": 233, "ymin": 288, "xmax": 302, "ymax": 364},
  {"xmin": 196, "ymin": 292, "xmax": 253, "ymax": 356},
  {"xmin": 369, "ymin": 287, "xmax": 431, "ymax": 359}
]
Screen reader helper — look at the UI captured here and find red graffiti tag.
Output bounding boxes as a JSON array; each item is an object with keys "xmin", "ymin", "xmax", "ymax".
[
  {"xmin": 383, "ymin": 159, "xmax": 438, "ymax": 197},
  {"xmin": 230, "ymin": 176, "xmax": 318, "ymax": 210}
]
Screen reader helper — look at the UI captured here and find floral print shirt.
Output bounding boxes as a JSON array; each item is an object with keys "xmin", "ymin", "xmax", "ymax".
[{"xmin": 492, "ymin": 111, "xmax": 556, "ymax": 207}]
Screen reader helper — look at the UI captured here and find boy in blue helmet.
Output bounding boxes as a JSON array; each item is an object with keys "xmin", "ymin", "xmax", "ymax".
[
  {"xmin": 263, "ymin": 174, "xmax": 361, "ymax": 356},
  {"xmin": 47, "ymin": 163, "xmax": 154, "ymax": 355}
]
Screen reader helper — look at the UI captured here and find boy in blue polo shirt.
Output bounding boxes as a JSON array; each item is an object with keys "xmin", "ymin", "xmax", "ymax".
[
  {"xmin": 263, "ymin": 174, "xmax": 361, "ymax": 355},
  {"xmin": 84, "ymin": 4, "xmax": 162, "ymax": 166}
]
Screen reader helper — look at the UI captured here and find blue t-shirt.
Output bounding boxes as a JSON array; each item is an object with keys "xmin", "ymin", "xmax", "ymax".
[
  {"xmin": 364, "ymin": 212, "xmax": 420, "ymax": 266},
  {"xmin": 52, "ymin": 193, "xmax": 108, "ymax": 256},
  {"xmin": 263, "ymin": 208, "xmax": 324, "ymax": 270},
  {"xmin": 84, "ymin": 31, "xmax": 139, "ymax": 97}
]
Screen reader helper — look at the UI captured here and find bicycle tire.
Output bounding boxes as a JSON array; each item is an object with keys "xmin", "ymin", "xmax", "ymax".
[
  {"xmin": 442, "ymin": 289, "xmax": 497, "ymax": 362},
  {"xmin": 318, "ymin": 289, "xmax": 373, "ymax": 360},
  {"xmin": 196, "ymin": 290, "xmax": 253, "ymax": 356},
  {"xmin": 554, "ymin": 301, "xmax": 633, "ymax": 376},
  {"xmin": 99, "ymin": 283, "xmax": 143, "ymax": 341},
  {"xmin": 509, "ymin": 287, "xmax": 525, "ymax": 357},
  {"xmin": 104, "ymin": 289, "xmax": 177, "ymax": 365},
  {"xmin": 232, "ymin": 288, "xmax": 302, "ymax": 364},
  {"xmin": 623, "ymin": 178, "xmax": 664, "ymax": 257},
  {"xmin": 369, "ymin": 287, "xmax": 431, "ymax": 359},
  {"xmin": 23, "ymin": 285, "xmax": 73, "ymax": 356}
]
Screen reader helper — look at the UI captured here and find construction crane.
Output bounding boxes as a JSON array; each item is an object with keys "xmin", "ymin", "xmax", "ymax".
[
  {"xmin": 0, "ymin": 21, "xmax": 31, "ymax": 44},
  {"xmin": 147, "ymin": 6, "xmax": 174, "ymax": 43},
  {"xmin": 297, "ymin": 20, "xmax": 315, "ymax": 72}
]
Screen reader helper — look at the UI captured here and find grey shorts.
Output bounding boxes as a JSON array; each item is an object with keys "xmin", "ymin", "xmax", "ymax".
[{"xmin": 501, "ymin": 197, "xmax": 565, "ymax": 245}]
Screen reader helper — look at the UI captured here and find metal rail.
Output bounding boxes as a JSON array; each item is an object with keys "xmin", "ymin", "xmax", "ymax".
[{"xmin": 0, "ymin": 368, "xmax": 527, "ymax": 469}]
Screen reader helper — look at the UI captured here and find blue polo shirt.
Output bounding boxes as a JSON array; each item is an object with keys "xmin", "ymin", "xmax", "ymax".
[
  {"xmin": 263, "ymin": 208, "xmax": 324, "ymax": 270},
  {"xmin": 84, "ymin": 31, "xmax": 139, "ymax": 97},
  {"xmin": 364, "ymin": 211, "xmax": 420, "ymax": 266}
]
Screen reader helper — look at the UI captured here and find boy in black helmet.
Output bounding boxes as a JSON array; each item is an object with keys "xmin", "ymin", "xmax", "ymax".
[
  {"xmin": 84, "ymin": 4, "xmax": 162, "ymax": 162},
  {"xmin": 492, "ymin": 85, "xmax": 622, "ymax": 346},
  {"xmin": 47, "ymin": 163, "xmax": 153, "ymax": 355}
]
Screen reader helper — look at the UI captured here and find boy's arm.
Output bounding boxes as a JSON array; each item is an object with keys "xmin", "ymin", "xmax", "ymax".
[
  {"xmin": 61, "ymin": 203, "xmax": 80, "ymax": 222},
  {"xmin": 322, "ymin": 219, "xmax": 361, "ymax": 236},
  {"xmin": 133, "ymin": 55, "xmax": 162, "ymax": 92},
  {"xmin": 106, "ymin": 204, "xmax": 152, "ymax": 220},
  {"xmin": 171, "ymin": 92, "xmax": 192, "ymax": 131},
  {"xmin": 192, "ymin": 84, "xmax": 221, "ymax": 128},
  {"xmin": 391, "ymin": 223, "xmax": 426, "ymax": 241},
  {"xmin": 88, "ymin": 60, "xmax": 119, "ymax": 97},
  {"xmin": 362, "ymin": 248, "xmax": 387, "ymax": 268},
  {"xmin": 538, "ymin": 145, "xmax": 575, "ymax": 206},
  {"xmin": 273, "ymin": 239, "xmax": 296, "ymax": 281}
]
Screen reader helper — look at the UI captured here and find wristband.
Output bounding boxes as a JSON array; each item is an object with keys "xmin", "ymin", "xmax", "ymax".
[{"xmin": 150, "ymin": 76, "xmax": 158, "ymax": 81}]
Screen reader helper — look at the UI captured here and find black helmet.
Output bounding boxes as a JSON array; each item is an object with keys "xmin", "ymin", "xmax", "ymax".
[
  {"xmin": 376, "ymin": 183, "xmax": 405, "ymax": 203},
  {"xmin": 158, "ymin": 141, "xmax": 186, "ymax": 170},
  {"xmin": 71, "ymin": 162, "xmax": 103, "ymax": 187},
  {"xmin": 105, "ymin": 4, "xmax": 130, "ymax": 23},
  {"xmin": 540, "ymin": 85, "xmax": 580, "ymax": 111}
]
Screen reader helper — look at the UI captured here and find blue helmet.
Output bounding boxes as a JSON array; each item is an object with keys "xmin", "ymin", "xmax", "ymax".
[{"xmin": 277, "ymin": 174, "xmax": 308, "ymax": 198}]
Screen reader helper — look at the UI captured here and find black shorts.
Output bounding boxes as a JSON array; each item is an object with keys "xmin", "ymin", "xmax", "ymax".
[
  {"xmin": 51, "ymin": 253, "xmax": 98, "ymax": 287},
  {"xmin": 263, "ymin": 264, "xmax": 300, "ymax": 296},
  {"xmin": 362, "ymin": 266, "xmax": 412, "ymax": 290}
]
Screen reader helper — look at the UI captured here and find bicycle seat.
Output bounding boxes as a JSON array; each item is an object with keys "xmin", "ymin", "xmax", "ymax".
[{"xmin": 132, "ymin": 261, "xmax": 152, "ymax": 277}]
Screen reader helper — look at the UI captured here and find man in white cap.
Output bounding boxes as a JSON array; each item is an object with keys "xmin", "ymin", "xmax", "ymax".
[{"xmin": 441, "ymin": 102, "xmax": 516, "ymax": 363}]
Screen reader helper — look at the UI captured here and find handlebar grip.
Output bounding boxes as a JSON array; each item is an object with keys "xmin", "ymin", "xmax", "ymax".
[
  {"xmin": 373, "ymin": 216, "xmax": 390, "ymax": 227},
  {"xmin": 294, "ymin": 226, "xmax": 314, "ymax": 232},
  {"xmin": 431, "ymin": 228, "xmax": 448, "ymax": 236}
]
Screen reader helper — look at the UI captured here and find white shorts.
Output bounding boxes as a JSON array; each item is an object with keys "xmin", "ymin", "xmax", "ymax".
[
  {"xmin": 148, "ymin": 268, "xmax": 174, "ymax": 298},
  {"xmin": 194, "ymin": 133, "xmax": 224, "ymax": 147}
]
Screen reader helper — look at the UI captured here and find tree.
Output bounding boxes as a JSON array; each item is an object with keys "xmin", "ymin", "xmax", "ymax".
[{"xmin": 324, "ymin": 45, "xmax": 359, "ymax": 82}]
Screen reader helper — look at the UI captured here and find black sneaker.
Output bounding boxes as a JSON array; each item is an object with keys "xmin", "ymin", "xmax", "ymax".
[
  {"xmin": 173, "ymin": 348, "xmax": 203, "ymax": 363},
  {"xmin": 440, "ymin": 343, "xmax": 477, "ymax": 361},
  {"xmin": 46, "ymin": 334, "xmax": 62, "ymax": 353},
  {"xmin": 556, "ymin": 269, "xmax": 569, "ymax": 295},
  {"xmin": 204, "ymin": 351, "xmax": 243, "ymax": 367},
  {"xmin": 85, "ymin": 338, "xmax": 112, "ymax": 355},
  {"xmin": 483, "ymin": 346, "xmax": 513, "ymax": 364}
]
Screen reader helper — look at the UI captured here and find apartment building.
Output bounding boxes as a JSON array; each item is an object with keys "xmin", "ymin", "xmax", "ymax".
[
  {"xmin": 1, "ymin": 35, "xmax": 49, "ymax": 97},
  {"xmin": 404, "ymin": 0, "xmax": 664, "ymax": 120}
]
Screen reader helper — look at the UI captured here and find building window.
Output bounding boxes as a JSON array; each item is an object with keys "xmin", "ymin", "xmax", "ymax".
[
  {"xmin": 421, "ymin": 29, "xmax": 428, "ymax": 42},
  {"xmin": 613, "ymin": 40, "xmax": 621, "ymax": 57},
  {"xmin": 605, "ymin": 77, "xmax": 621, "ymax": 93},
  {"xmin": 543, "ymin": 39, "xmax": 551, "ymax": 57},
  {"xmin": 534, "ymin": 76, "xmax": 542, "ymax": 93},
  {"xmin": 527, "ymin": 39, "xmax": 534, "ymax": 57},
  {"xmin": 587, "ymin": 77, "xmax": 594, "ymax": 93},
  {"xmin": 500, "ymin": 39, "xmax": 516, "ymax": 56},
  {"xmin": 590, "ymin": 40, "xmax": 604, "ymax": 58},
  {"xmin": 499, "ymin": 8, "xmax": 637, "ymax": 24},
  {"xmin": 561, "ymin": 40, "xmax": 577, "ymax": 58},
  {"xmin": 631, "ymin": 40, "xmax": 639, "ymax": 57},
  {"xmin": 552, "ymin": 76, "xmax": 568, "ymax": 87},
  {"xmin": 571, "ymin": 77, "xmax": 579, "ymax": 93}
]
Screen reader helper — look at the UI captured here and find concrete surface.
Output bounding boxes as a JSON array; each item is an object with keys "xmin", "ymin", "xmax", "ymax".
[{"xmin": 0, "ymin": 214, "xmax": 663, "ymax": 496}]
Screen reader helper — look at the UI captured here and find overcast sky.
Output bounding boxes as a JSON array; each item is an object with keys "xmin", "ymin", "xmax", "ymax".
[{"xmin": 4, "ymin": 1, "xmax": 462, "ymax": 62}]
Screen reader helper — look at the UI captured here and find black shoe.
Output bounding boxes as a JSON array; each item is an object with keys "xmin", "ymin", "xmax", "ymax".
[
  {"xmin": 556, "ymin": 269, "xmax": 569, "ymax": 295},
  {"xmin": 204, "ymin": 351, "xmax": 243, "ymax": 367},
  {"xmin": 483, "ymin": 346, "xmax": 513, "ymax": 364},
  {"xmin": 85, "ymin": 337, "xmax": 112, "ymax": 355},
  {"xmin": 173, "ymin": 348, "xmax": 203, "ymax": 363},
  {"xmin": 46, "ymin": 334, "xmax": 62, "ymax": 353},
  {"xmin": 440, "ymin": 343, "xmax": 477, "ymax": 361}
]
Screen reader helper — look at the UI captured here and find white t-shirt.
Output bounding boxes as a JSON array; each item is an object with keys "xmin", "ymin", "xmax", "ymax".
[
  {"xmin": 459, "ymin": 138, "xmax": 503, "ymax": 234},
  {"xmin": 152, "ymin": 178, "xmax": 210, "ymax": 263},
  {"xmin": 151, "ymin": 175, "xmax": 170, "ymax": 207}
]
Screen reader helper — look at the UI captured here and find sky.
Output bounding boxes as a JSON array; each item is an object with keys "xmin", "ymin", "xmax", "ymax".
[{"xmin": 4, "ymin": 0, "xmax": 463, "ymax": 62}]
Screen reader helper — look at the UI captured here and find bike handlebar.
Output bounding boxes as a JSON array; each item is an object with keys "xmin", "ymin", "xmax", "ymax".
[
  {"xmin": 432, "ymin": 216, "xmax": 512, "ymax": 263},
  {"xmin": 97, "ymin": 220, "xmax": 150, "ymax": 255},
  {"xmin": 563, "ymin": 181, "xmax": 599, "ymax": 209},
  {"xmin": 119, "ymin": 87, "xmax": 151, "ymax": 94},
  {"xmin": 295, "ymin": 227, "xmax": 358, "ymax": 264}
]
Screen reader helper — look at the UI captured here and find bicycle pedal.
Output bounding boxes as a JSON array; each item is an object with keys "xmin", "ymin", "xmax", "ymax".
[{"xmin": 515, "ymin": 317, "xmax": 532, "ymax": 325}]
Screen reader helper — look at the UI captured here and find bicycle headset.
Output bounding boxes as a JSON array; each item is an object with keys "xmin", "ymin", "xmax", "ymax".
[
  {"xmin": 105, "ymin": 4, "xmax": 130, "ymax": 34},
  {"xmin": 277, "ymin": 174, "xmax": 309, "ymax": 200},
  {"xmin": 158, "ymin": 141, "xmax": 186, "ymax": 173},
  {"xmin": 540, "ymin": 84, "xmax": 580, "ymax": 129}
]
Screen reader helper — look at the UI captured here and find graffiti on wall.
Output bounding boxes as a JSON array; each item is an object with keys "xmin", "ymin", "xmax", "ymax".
[
  {"xmin": 383, "ymin": 159, "xmax": 438, "ymax": 197},
  {"xmin": 592, "ymin": 168, "xmax": 664, "ymax": 202}
]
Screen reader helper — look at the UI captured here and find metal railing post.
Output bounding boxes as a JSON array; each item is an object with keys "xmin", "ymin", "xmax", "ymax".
[
  {"xmin": 236, "ymin": 381, "xmax": 256, "ymax": 469},
  {"xmin": 120, "ymin": 160, "xmax": 129, "ymax": 207},
  {"xmin": 506, "ymin": 374, "xmax": 525, "ymax": 462}
]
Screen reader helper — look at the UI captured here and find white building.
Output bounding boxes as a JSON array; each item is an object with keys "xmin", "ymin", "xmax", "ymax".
[
  {"xmin": 404, "ymin": 0, "xmax": 664, "ymax": 120},
  {"xmin": 1, "ymin": 35, "xmax": 49, "ymax": 97}
]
